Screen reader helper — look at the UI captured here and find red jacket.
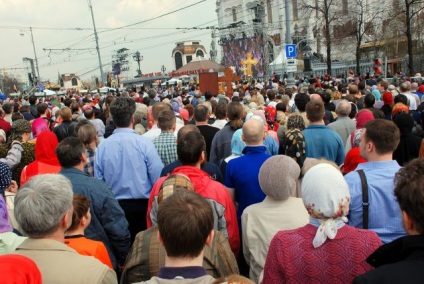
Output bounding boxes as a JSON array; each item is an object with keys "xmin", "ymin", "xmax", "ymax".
[{"xmin": 147, "ymin": 166, "xmax": 240, "ymax": 256}]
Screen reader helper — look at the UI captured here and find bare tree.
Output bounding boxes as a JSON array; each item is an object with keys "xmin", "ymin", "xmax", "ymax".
[
  {"xmin": 352, "ymin": 0, "xmax": 383, "ymax": 76},
  {"xmin": 301, "ymin": 0, "xmax": 339, "ymax": 75},
  {"xmin": 404, "ymin": 0, "xmax": 424, "ymax": 75}
]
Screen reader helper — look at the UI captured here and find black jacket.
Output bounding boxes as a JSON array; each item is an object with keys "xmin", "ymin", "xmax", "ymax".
[
  {"xmin": 53, "ymin": 120, "xmax": 76, "ymax": 142},
  {"xmin": 354, "ymin": 235, "xmax": 424, "ymax": 284}
]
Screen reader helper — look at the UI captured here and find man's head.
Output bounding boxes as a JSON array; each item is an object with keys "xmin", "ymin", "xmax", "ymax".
[
  {"xmin": 399, "ymin": 82, "xmax": 410, "ymax": 93},
  {"xmin": 2, "ymin": 103, "xmax": 13, "ymax": 115},
  {"xmin": 363, "ymin": 94, "xmax": 375, "ymax": 108},
  {"xmin": 348, "ymin": 84, "xmax": 359, "ymax": 95},
  {"xmin": 157, "ymin": 191, "xmax": 214, "ymax": 259},
  {"xmin": 378, "ymin": 80, "xmax": 389, "ymax": 92},
  {"xmin": 177, "ymin": 130, "xmax": 205, "ymax": 166},
  {"xmin": 29, "ymin": 95, "xmax": 38, "ymax": 106},
  {"xmin": 306, "ymin": 100, "xmax": 325, "ymax": 123},
  {"xmin": 37, "ymin": 103, "xmax": 48, "ymax": 116},
  {"xmin": 77, "ymin": 122, "xmax": 98, "ymax": 147},
  {"xmin": 394, "ymin": 158, "xmax": 424, "ymax": 235},
  {"xmin": 152, "ymin": 102, "xmax": 172, "ymax": 122},
  {"xmin": 360, "ymin": 119, "xmax": 400, "ymax": 160},
  {"xmin": 242, "ymin": 118, "xmax": 265, "ymax": 146},
  {"xmin": 14, "ymin": 174, "xmax": 73, "ymax": 238},
  {"xmin": 83, "ymin": 107, "xmax": 95, "ymax": 120},
  {"xmin": 110, "ymin": 97, "xmax": 136, "ymax": 127},
  {"xmin": 294, "ymin": 93, "xmax": 310, "ymax": 112},
  {"xmin": 59, "ymin": 107, "xmax": 73, "ymax": 122},
  {"xmin": 335, "ymin": 100, "xmax": 351, "ymax": 117},
  {"xmin": 215, "ymin": 102, "xmax": 227, "ymax": 120},
  {"xmin": 56, "ymin": 137, "xmax": 86, "ymax": 168},
  {"xmin": 194, "ymin": 105, "xmax": 209, "ymax": 123},
  {"xmin": 157, "ymin": 110, "xmax": 176, "ymax": 132}
]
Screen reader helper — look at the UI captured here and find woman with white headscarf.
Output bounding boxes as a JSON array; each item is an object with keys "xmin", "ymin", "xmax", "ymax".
[{"xmin": 262, "ymin": 163, "xmax": 382, "ymax": 283}]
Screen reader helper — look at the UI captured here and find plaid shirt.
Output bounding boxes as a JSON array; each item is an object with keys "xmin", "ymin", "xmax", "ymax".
[
  {"xmin": 84, "ymin": 148, "xmax": 95, "ymax": 177},
  {"xmin": 153, "ymin": 132, "xmax": 178, "ymax": 166}
]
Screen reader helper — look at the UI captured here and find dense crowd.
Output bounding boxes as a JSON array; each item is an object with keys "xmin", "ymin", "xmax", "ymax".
[{"xmin": 0, "ymin": 72, "xmax": 424, "ymax": 283}]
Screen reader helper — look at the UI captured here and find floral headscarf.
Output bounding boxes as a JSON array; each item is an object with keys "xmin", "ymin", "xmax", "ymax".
[
  {"xmin": 301, "ymin": 163, "xmax": 350, "ymax": 248},
  {"xmin": 283, "ymin": 129, "xmax": 306, "ymax": 168},
  {"xmin": 265, "ymin": 106, "xmax": 279, "ymax": 131}
]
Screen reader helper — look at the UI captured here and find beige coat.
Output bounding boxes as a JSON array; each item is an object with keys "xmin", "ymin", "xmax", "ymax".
[{"xmin": 15, "ymin": 238, "xmax": 117, "ymax": 284}]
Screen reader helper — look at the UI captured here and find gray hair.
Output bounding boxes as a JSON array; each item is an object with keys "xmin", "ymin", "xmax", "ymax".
[
  {"xmin": 336, "ymin": 100, "xmax": 351, "ymax": 117},
  {"xmin": 14, "ymin": 174, "xmax": 73, "ymax": 238},
  {"xmin": 201, "ymin": 101, "xmax": 212, "ymax": 114}
]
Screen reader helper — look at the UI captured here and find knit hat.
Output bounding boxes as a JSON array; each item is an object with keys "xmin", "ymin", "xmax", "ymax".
[
  {"xmin": 355, "ymin": 109, "xmax": 374, "ymax": 128},
  {"xmin": 7, "ymin": 119, "xmax": 32, "ymax": 147},
  {"xmin": 382, "ymin": 91, "xmax": 394, "ymax": 105},
  {"xmin": 259, "ymin": 155, "xmax": 300, "ymax": 200},
  {"xmin": 158, "ymin": 174, "xmax": 194, "ymax": 204},
  {"xmin": 0, "ymin": 194, "xmax": 12, "ymax": 233},
  {"xmin": 301, "ymin": 163, "xmax": 350, "ymax": 248}
]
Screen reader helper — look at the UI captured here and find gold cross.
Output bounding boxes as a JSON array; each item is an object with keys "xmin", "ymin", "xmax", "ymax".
[{"xmin": 241, "ymin": 53, "xmax": 258, "ymax": 77}]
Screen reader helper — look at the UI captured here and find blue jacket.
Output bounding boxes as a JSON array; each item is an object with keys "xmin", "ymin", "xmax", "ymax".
[{"xmin": 60, "ymin": 168, "xmax": 131, "ymax": 268}]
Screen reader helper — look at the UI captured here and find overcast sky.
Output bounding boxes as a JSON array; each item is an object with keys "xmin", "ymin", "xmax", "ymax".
[{"xmin": 0, "ymin": 0, "xmax": 217, "ymax": 83}]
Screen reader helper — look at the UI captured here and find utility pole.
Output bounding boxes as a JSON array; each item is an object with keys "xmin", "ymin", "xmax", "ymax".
[
  {"xmin": 29, "ymin": 28, "xmax": 40, "ymax": 82},
  {"xmin": 285, "ymin": 0, "xmax": 295, "ymax": 87},
  {"xmin": 88, "ymin": 0, "xmax": 104, "ymax": 85}
]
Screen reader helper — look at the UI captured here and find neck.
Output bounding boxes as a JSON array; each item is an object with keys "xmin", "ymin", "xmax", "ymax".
[
  {"xmin": 366, "ymin": 152, "xmax": 393, "ymax": 162},
  {"xmin": 195, "ymin": 121, "xmax": 208, "ymax": 126},
  {"xmin": 65, "ymin": 227, "xmax": 85, "ymax": 236},
  {"xmin": 40, "ymin": 230, "xmax": 66, "ymax": 243},
  {"xmin": 73, "ymin": 163, "xmax": 85, "ymax": 172},
  {"xmin": 309, "ymin": 120, "xmax": 324, "ymax": 125},
  {"xmin": 164, "ymin": 253, "xmax": 204, "ymax": 268}
]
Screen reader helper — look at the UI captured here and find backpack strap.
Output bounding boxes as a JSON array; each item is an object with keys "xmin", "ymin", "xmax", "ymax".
[{"xmin": 357, "ymin": 169, "xmax": 369, "ymax": 229}]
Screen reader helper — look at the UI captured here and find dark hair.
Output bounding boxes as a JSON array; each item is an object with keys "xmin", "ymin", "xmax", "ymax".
[
  {"xmin": 83, "ymin": 108, "xmax": 94, "ymax": 119},
  {"xmin": 77, "ymin": 123, "xmax": 97, "ymax": 145},
  {"xmin": 276, "ymin": 102, "xmax": 286, "ymax": 112},
  {"xmin": 20, "ymin": 105, "xmax": 30, "ymax": 113},
  {"xmin": 63, "ymin": 98, "xmax": 73, "ymax": 107},
  {"xmin": 394, "ymin": 158, "xmax": 424, "ymax": 234},
  {"xmin": 306, "ymin": 100, "xmax": 325, "ymax": 122},
  {"xmin": 12, "ymin": 112, "xmax": 24, "ymax": 122},
  {"xmin": 363, "ymin": 119, "xmax": 400, "ymax": 154},
  {"xmin": 177, "ymin": 131, "xmax": 205, "ymax": 166},
  {"xmin": 394, "ymin": 94, "xmax": 408, "ymax": 105},
  {"xmin": 29, "ymin": 95, "xmax": 37, "ymax": 105},
  {"xmin": 308, "ymin": 85, "xmax": 316, "ymax": 94},
  {"xmin": 227, "ymin": 102, "xmax": 243, "ymax": 130},
  {"xmin": 295, "ymin": 93, "xmax": 310, "ymax": 112},
  {"xmin": 204, "ymin": 91, "xmax": 213, "ymax": 101},
  {"xmin": 2, "ymin": 103, "xmax": 13, "ymax": 114},
  {"xmin": 214, "ymin": 102, "xmax": 227, "ymax": 120},
  {"xmin": 68, "ymin": 194, "xmax": 91, "ymax": 231},
  {"xmin": 267, "ymin": 90, "xmax": 276, "ymax": 101},
  {"xmin": 37, "ymin": 103, "xmax": 48, "ymax": 115},
  {"xmin": 56, "ymin": 137, "xmax": 86, "ymax": 168},
  {"xmin": 110, "ymin": 97, "xmax": 136, "ymax": 127},
  {"xmin": 194, "ymin": 105, "xmax": 209, "ymax": 122},
  {"xmin": 157, "ymin": 110, "xmax": 176, "ymax": 131},
  {"xmin": 177, "ymin": 124, "xmax": 200, "ymax": 141},
  {"xmin": 157, "ymin": 191, "xmax": 213, "ymax": 258},
  {"xmin": 364, "ymin": 94, "xmax": 375, "ymax": 108}
]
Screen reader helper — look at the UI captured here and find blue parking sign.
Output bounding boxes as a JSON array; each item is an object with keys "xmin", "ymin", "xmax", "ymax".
[{"xmin": 285, "ymin": 44, "xmax": 297, "ymax": 58}]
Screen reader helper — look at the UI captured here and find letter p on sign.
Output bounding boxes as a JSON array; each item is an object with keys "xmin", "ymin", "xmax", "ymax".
[{"xmin": 285, "ymin": 44, "xmax": 297, "ymax": 58}]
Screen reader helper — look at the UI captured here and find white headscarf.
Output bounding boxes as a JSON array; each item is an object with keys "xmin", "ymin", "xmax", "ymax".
[{"xmin": 301, "ymin": 163, "xmax": 350, "ymax": 248}]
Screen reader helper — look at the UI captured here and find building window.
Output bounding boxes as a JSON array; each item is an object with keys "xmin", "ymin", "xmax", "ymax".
[
  {"xmin": 196, "ymin": 50, "xmax": 205, "ymax": 57},
  {"xmin": 71, "ymin": 77, "xmax": 78, "ymax": 86},
  {"xmin": 186, "ymin": 55, "xmax": 193, "ymax": 63},
  {"xmin": 175, "ymin": 52, "xmax": 183, "ymax": 69},
  {"xmin": 267, "ymin": 0, "xmax": 273, "ymax": 23},
  {"xmin": 342, "ymin": 0, "xmax": 348, "ymax": 15},
  {"xmin": 232, "ymin": 7, "xmax": 237, "ymax": 22}
]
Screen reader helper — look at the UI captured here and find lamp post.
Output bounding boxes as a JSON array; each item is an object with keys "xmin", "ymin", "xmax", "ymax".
[
  {"xmin": 20, "ymin": 27, "xmax": 40, "ymax": 83},
  {"xmin": 161, "ymin": 65, "xmax": 166, "ymax": 74},
  {"xmin": 133, "ymin": 51, "xmax": 143, "ymax": 76}
]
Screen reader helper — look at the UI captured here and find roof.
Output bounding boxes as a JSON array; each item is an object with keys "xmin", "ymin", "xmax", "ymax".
[{"xmin": 174, "ymin": 58, "xmax": 225, "ymax": 73}]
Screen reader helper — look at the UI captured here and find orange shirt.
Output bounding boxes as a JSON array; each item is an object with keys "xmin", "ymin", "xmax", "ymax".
[{"xmin": 65, "ymin": 235, "xmax": 113, "ymax": 269}]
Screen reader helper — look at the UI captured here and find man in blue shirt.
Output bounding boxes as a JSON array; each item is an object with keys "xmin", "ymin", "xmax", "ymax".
[
  {"xmin": 95, "ymin": 97, "xmax": 163, "ymax": 242},
  {"xmin": 225, "ymin": 118, "xmax": 271, "ymax": 226},
  {"xmin": 302, "ymin": 99, "xmax": 345, "ymax": 165},
  {"xmin": 345, "ymin": 119, "xmax": 406, "ymax": 243}
]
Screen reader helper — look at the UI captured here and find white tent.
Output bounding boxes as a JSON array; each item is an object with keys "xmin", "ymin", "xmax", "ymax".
[{"xmin": 269, "ymin": 49, "xmax": 287, "ymax": 73}]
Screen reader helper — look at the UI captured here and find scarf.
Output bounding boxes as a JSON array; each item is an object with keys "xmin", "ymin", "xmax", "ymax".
[{"xmin": 301, "ymin": 164, "xmax": 350, "ymax": 248}]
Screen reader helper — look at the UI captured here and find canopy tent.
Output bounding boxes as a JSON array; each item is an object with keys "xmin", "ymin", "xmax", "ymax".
[{"xmin": 269, "ymin": 49, "xmax": 287, "ymax": 73}]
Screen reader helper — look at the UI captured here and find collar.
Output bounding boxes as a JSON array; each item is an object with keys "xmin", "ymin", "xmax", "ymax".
[
  {"xmin": 113, "ymin": 128, "xmax": 136, "ymax": 134},
  {"xmin": 60, "ymin": 167, "xmax": 88, "ymax": 176},
  {"xmin": 242, "ymin": 145, "xmax": 267, "ymax": 155},
  {"xmin": 306, "ymin": 124, "xmax": 326, "ymax": 129},
  {"xmin": 356, "ymin": 160, "xmax": 399, "ymax": 170},
  {"xmin": 17, "ymin": 238, "xmax": 74, "ymax": 253},
  {"xmin": 367, "ymin": 235, "xmax": 424, "ymax": 268},
  {"xmin": 157, "ymin": 266, "xmax": 207, "ymax": 279}
]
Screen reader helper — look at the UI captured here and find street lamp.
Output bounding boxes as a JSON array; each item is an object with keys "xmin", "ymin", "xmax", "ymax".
[
  {"xmin": 20, "ymin": 27, "xmax": 40, "ymax": 83},
  {"xmin": 133, "ymin": 51, "xmax": 143, "ymax": 76},
  {"xmin": 161, "ymin": 65, "xmax": 166, "ymax": 74}
]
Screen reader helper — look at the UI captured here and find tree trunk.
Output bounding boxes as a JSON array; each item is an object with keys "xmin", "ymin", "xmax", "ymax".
[
  {"xmin": 405, "ymin": 1, "xmax": 414, "ymax": 75},
  {"xmin": 356, "ymin": 42, "xmax": 361, "ymax": 76},
  {"xmin": 324, "ymin": 0, "xmax": 332, "ymax": 75}
]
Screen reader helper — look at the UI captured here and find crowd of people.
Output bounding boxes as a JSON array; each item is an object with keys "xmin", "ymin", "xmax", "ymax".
[{"xmin": 0, "ymin": 72, "xmax": 424, "ymax": 283}]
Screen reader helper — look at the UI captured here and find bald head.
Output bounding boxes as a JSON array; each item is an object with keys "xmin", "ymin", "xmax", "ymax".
[
  {"xmin": 310, "ymin": 94, "xmax": 323, "ymax": 102},
  {"xmin": 177, "ymin": 124, "xmax": 199, "ymax": 141},
  {"xmin": 243, "ymin": 118, "xmax": 265, "ymax": 145}
]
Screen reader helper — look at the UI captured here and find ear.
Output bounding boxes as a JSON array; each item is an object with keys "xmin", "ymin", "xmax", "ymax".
[
  {"xmin": 205, "ymin": 230, "xmax": 214, "ymax": 247},
  {"xmin": 157, "ymin": 230, "xmax": 165, "ymax": 247},
  {"xmin": 242, "ymin": 134, "xmax": 246, "ymax": 142},
  {"xmin": 171, "ymin": 123, "xmax": 176, "ymax": 132},
  {"xmin": 62, "ymin": 208, "xmax": 73, "ymax": 231},
  {"xmin": 81, "ymin": 152, "xmax": 87, "ymax": 165},
  {"xmin": 262, "ymin": 130, "xmax": 266, "ymax": 141},
  {"xmin": 199, "ymin": 151, "xmax": 206, "ymax": 164},
  {"xmin": 402, "ymin": 211, "xmax": 418, "ymax": 235}
]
